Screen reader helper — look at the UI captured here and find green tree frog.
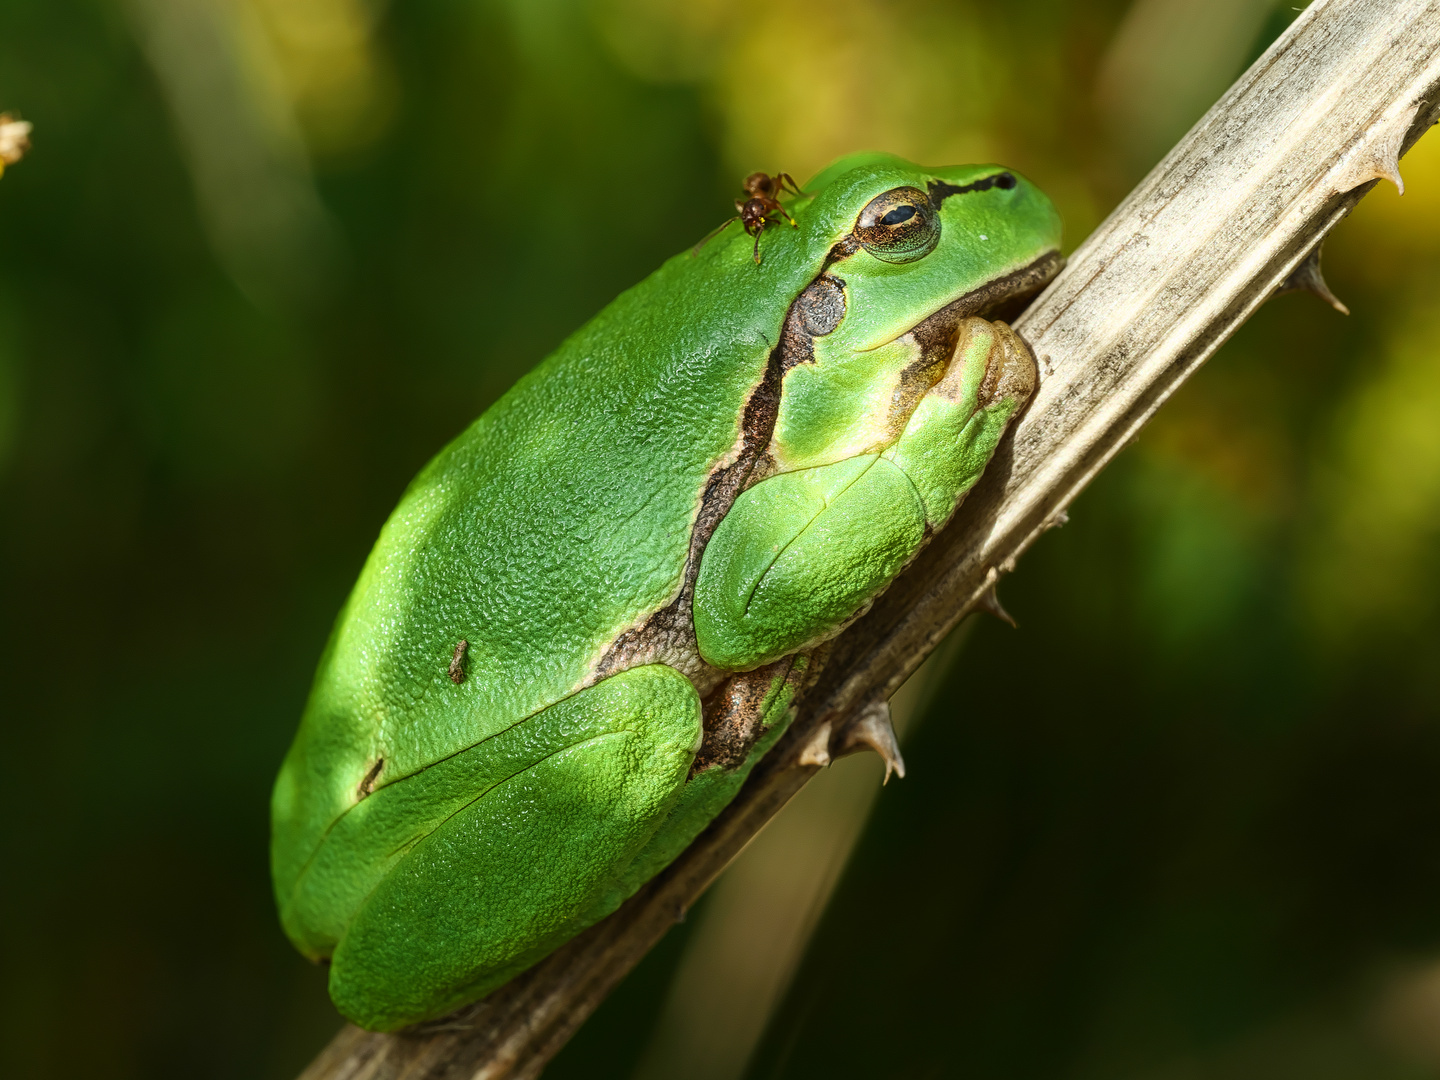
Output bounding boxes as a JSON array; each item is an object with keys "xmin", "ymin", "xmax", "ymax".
[{"xmin": 271, "ymin": 153, "xmax": 1063, "ymax": 1031}]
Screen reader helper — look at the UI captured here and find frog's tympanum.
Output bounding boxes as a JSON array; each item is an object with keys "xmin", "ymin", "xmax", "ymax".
[{"xmin": 271, "ymin": 154, "xmax": 1063, "ymax": 1030}]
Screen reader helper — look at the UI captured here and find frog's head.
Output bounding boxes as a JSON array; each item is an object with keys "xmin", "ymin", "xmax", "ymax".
[
  {"xmin": 760, "ymin": 153, "xmax": 1062, "ymax": 471},
  {"xmin": 798, "ymin": 151, "xmax": 1063, "ymax": 348}
]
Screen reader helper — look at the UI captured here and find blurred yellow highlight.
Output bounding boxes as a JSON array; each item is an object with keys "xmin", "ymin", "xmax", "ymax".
[
  {"xmin": 1300, "ymin": 130, "xmax": 1440, "ymax": 650},
  {"xmin": 1096, "ymin": 0, "xmax": 1275, "ymax": 176},
  {"xmin": 1332, "ymin": 120, "xmax": 1440, "ymax": 274},
  {"xmin": 0, "ymin": 115, "xmax": 31, "ymax": 179},
  {"xmin": 594, "ymin": 0, "xmax": 998, "ymax": 186},
  {"xmin": 249, "ymin": 0, "xmax": 396, "ymax": 158},
  {"xmin": 1302, "ymin": 290, "xmax": 1440, "ymax": 646},
  {"xmin": 124, "ymin": 0, "xmax": 396, "ymax": 304}
]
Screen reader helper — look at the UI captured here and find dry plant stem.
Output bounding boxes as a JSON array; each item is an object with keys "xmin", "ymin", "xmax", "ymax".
[{"xmin": 299, "ymin": 2, "xmax": 1440, "ymax": 1076}]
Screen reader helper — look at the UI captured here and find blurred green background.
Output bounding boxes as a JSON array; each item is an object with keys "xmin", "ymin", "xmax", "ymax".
[{"xmin": 3, "ymin": 0, "xmax": 1439, "ymax": 1077}]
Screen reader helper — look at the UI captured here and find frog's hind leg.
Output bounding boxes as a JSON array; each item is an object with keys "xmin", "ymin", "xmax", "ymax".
[
  {"xmin": 580, "ymin": 655, "xmax": 805, "ymax": 923},
  {"xmin": 326, "ymin": 664, "xmax": 701, "ymax": 1031}
]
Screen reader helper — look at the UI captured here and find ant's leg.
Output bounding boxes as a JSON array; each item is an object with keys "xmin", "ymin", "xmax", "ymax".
[
  {"xmin": 691, "ymin": 216, "xmax": 737, "ymax": 256},
  {"xmin": 763, "ymin": 205, "xmax": 798, "ymax": 230}
]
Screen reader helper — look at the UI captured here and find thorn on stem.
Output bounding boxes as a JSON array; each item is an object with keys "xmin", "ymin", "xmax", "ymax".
[
  {"xmin": 1278, "ymin": 242, "xmax": 1349, "ymax": 315},
  {"xmin": 976, "ymin": 584, "xmax": 1017, "ymax": 628},
  {"xmin": 796, "ymin": 720, "xmax": 833, "ymax": 768},
  {"xmin": 837, "ymin": 700, "xmax": 906, "ymax": 783}
]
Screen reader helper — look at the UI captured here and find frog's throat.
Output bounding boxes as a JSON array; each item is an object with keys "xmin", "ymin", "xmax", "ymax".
[{"xmin": 588, "ymin": 249, "xmax": 1061, "ymax": 696}]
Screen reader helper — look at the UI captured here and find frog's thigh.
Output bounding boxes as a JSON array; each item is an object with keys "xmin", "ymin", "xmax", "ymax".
[
  {"xmin": 694, "ymin": 455, "xmax": 926, "ymax": 670},
  {"xmin": 328, "ymin": 664, "xmax": 701, "ymax": 1031},
  {"xmin": 583, "ymin": 659, "xmax": 802, "ymax": 921}
]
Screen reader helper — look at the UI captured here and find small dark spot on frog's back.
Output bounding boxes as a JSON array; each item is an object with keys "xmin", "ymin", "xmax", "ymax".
[
  {"xmin": 448, "ymin": 639, "xmax": 468, "ymax": 684},
  {"xmin": 357, "ymin": 758, "xmax": 384, "ymax": 799}
]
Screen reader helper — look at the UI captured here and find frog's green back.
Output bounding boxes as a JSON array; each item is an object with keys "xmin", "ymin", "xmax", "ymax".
[{"xmin": 270, "ymin": 154, "xmax": 1063, "ymax": 957}]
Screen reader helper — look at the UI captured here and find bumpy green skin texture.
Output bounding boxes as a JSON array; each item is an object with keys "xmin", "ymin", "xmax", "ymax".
[
  {"xmin": 577, "ymin": 658, "xmax": 802, "ymax": 923},
  {"xmin": 271, "ymin": 153, "xmax": 1062, "ymax": 1030}
]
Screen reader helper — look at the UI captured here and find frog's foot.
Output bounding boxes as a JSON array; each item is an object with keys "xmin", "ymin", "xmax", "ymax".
[
  {"xmin": 884, "ymin": 318, "xmax": 1037, "ymax": 526},
  {"xmin": 836, "ymin": 700, "xmax": 906, "ymax": 783}
]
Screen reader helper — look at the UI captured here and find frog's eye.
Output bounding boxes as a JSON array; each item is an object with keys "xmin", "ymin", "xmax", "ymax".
[{"xmin": 855, "ymin": 187, "xmax": 939, "ymax": 264}]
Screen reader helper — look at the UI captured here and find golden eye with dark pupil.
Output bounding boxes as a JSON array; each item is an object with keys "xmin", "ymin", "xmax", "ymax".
[{"xmin": 855, "ymin": 186, "xmax": 940, "ymax": 264}]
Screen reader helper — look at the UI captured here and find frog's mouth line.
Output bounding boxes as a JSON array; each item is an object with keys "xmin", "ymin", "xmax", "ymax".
[
  {"xmin": 877, "ymin": 250, "xmax": 1061, "ymax": 444},
  {"xmin": 878, "ymin": 248, "xmax": 1061, "ymax": 415},
  {"xmin": 903, "ymin": 249, "xmax": 1064, "ymax": 350}
]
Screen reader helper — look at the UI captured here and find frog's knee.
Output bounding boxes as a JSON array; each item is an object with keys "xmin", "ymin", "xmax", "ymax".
[
  {"xmin": 585, "ymin": 657, "xmax": 804, "ymax": 920},
  {"xmin": 694, "ymin": 457, "xmax": 925, "ymax": 670},
  {"xmin": 325, "ymin": 664, "xmax": 699, "ymax": 1030}
]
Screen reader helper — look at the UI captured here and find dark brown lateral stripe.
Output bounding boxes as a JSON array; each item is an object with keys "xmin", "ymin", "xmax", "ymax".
[{"xmin": 928, "ymin": 171, "xmax": 1017, "ymax": 205}]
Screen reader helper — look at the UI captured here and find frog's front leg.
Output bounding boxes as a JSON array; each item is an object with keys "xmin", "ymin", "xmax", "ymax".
[
  {"xmin": 693, "ymin": 318, "xmax": 1036, "ymax": 671},
  {"xmin": 326, "ymin": 664, "xmax": 701, "ymax": 1031}
]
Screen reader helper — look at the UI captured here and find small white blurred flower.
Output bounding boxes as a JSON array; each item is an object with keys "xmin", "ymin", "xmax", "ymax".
[{"xmin": 0, "ymin": 114, "xmax": 32, "ymax": 176}]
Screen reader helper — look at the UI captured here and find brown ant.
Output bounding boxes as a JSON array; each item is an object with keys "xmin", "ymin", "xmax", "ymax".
[{"xmin": 693, "ymin": 171, "xmax": 805, "ymax": 264}]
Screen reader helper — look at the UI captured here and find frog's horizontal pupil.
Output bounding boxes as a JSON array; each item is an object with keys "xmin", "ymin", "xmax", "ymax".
[{"xmin": 855, "ymin": 186, "xmax": 940, "ymax": 264}]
